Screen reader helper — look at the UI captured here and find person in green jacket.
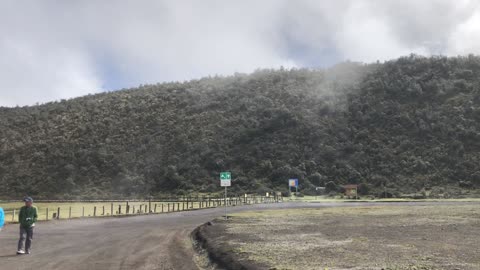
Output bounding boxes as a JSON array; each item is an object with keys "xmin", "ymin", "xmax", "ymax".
[
  {"xmin": 17, "ymin": 197, "xmax": 37, "ymax": 255},
  {"xmin": 0, "ymin": 207, "xmax": 4, "ymax": 231}
]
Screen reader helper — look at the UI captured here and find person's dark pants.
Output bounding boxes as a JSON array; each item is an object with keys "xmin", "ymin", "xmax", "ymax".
[{"xmin": 18, "ymin": 226, "xmax": 33, "ymax": 252}]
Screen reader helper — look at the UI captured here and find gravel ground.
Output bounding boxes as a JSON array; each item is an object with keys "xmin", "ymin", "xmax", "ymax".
[
  {"xmin": 0, "ymin": 202, "xmax": 332, "ymax": 270},
  {"xmin": 1, "ymin": 201, "xmax": 476, "ymax": 270},
  {"xmin": 204, "ymin": 203, "xmax": 480, "ymax": 270}
]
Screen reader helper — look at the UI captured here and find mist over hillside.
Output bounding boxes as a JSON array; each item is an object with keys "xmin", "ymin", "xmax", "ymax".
[{"xmin": 1, "ymin": 55, "xmax": 479, "ymax": 199}]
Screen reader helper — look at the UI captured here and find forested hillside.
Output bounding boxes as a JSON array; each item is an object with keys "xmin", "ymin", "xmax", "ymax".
[{"xmin": 1, "ymin": 55, "xmax": 479, "ymax": 199}]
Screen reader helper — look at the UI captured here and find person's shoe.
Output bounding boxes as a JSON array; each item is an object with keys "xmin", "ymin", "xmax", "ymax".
[
  {"xmin": 17, "ymin": 250, "xmax": 25, "ymax": 255},
  {"xmin": 26, "ymin": 250, "xmax": 31, "ymax": 254}
]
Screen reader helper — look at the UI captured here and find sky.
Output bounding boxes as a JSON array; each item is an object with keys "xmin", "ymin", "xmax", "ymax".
[{"xmin": 1, "ymin": 0, "xmax": 480, "ymax": 107}]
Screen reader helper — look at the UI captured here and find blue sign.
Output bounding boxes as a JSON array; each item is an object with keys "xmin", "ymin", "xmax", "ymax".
[{"xmin": 288, "ymin": 179, "xmax": 298, "ymax": 187}]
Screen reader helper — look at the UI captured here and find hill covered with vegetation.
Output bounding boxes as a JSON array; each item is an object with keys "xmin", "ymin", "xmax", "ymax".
[{"xmin": 1, "ymin": 55, "xmax": 479, "ymax": 199}]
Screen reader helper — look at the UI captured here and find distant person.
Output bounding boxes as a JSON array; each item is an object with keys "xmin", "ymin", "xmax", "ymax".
[
  {"xmin": 0, "ymin": 206, "xmax": 4, "ymax": 231},
  {"xmin": 17, "ymin": 197, "xmax": 37, "ymax": 255}
]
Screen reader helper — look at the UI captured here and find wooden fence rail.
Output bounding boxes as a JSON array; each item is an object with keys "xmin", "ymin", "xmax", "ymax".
[{"xmin": 2, "ymin": 194, "xmax": 283, "ymax": 224}]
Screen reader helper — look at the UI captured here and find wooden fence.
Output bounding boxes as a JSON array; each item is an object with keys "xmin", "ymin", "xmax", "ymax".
[{"xmin": 2, "ymin": 194, "xmax": 283, "ymax": 223}]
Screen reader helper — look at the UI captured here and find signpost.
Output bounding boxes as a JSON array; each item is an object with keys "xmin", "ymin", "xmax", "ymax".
[
  {"xmin": 288, "ymin": 178, "xmax": 299, "ymax": 197},
  {"xmin": 220, "ymin": 172, "xmax": 231, "ymax": 220}
]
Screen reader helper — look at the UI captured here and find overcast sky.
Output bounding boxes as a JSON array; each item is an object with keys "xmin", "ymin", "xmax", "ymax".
[{"xmin": 1, "ymin": 0, "xmax": 480, "ymax": 107}]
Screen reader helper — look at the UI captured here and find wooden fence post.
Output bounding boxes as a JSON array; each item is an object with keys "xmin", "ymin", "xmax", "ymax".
[
  {"xmin": 69, "ymin": 207, "xmax": 72, "ymax": 219},
  {"xmin": 102, "ymin": 206, "xmax": 105, "ymax": 216},
  {"xmin": 46, "ymin": 208, "xmax": 49, "ymax": 221},
  {"xmin": 94, "ymin": 206, "xmax": 97, "ymax": 217},
  {"xmin": 162, "ymin": 204, "xmax": 164, "ymax": 213},
  {"xmin": 126, "ymin": 202, "xmax": 130, "ymax": 214},
  {"xmin": 154, "ymin": 204, "xmax": 157, "ymax": 213},
  {"xmin": 82, "ymin": 207, "xmax": 85, "ymax": 217},
  {"xmin": 149, "ymin": 199, "xmax": 151, "ymax": 213},
  {"xmin": 118, "ymin": 205, "xmax": 122, "ymax": 215},
  {"xmin": 111, "ymin": 203, "xmax": 113, "ymax": 216},
  {"xmin": 57, "ymin": 207, "xmax": 60, "ymax": 220},
  {"xmin": 12, "ymin": 209, "xmax": 15, "ymax": 222}
]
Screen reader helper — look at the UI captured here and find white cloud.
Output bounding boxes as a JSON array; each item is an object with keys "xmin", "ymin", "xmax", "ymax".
[
  {"xmin": 337, "ymin": 1, "xmax": 427, "ymax": 61},
  {"xmin": 0, "ymin": 37, "xmax": 102, "ymax": 107},
  {"xmin": 0, "ymin": 0, "xmax": 479, "ymax": 106},
  {"xmin": 448, "ymin": 7, "xmax": 480, "ymax": 55}
]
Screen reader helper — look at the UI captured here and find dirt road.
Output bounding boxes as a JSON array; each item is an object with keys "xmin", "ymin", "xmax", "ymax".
[{"xmin": 0, "ymin": 201, "xmax": 473, "ymax": 270}]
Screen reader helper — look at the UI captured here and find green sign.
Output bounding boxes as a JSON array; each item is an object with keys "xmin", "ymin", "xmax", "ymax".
[
  {"xmin": 220, "ymin": 172, "xmax": 231, "ymax": 187},
  {"xmin": 220, "ymin": 172, "xmax": 231, "ymax": 180}
]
